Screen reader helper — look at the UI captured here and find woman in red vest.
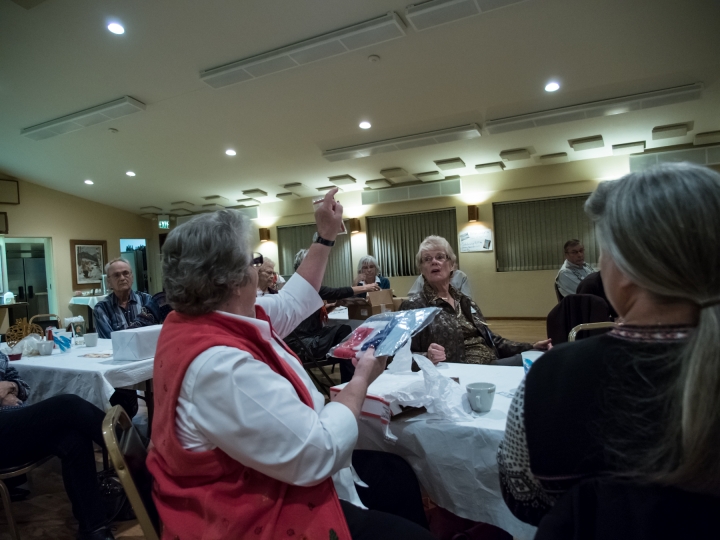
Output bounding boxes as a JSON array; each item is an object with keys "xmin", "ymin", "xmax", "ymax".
[{"xmin": 147, "ymin": 188, "xmax": 435, "ymax": 540}]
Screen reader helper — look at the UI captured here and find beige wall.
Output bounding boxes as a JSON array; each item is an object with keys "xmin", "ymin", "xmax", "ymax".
[
  {"xmin": 255, "ymin": 155, "xmax": 630, "ymax": 318},
  {"xmin": 1, "ymin": 178, "xmax": 157, "ymax": 320}
]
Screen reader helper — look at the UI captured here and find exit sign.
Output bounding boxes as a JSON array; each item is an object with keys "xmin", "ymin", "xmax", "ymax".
[{"xmin": 158, "ymin": 214, "xmax": 170, "ymax": 229}]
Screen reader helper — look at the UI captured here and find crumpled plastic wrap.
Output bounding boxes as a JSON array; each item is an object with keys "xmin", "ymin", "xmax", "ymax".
[
  {"xmin": 413, "ymin": 354, "xmax": 474, "ymax": 422},
  {"xmin": 1, "ymin": 334, "xmax": 43, "ymax": 356}
]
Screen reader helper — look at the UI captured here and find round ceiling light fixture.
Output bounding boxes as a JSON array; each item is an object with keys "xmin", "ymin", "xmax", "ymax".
[
  {"xmin": 225, "ymin": 149, "xmax": 237, "ymax": 156},
  {"xmin": 545, "ymin": 81, "xmax": 560, "ymax": 92},
  {"xmin": 126, "ymin": 171, "xmax": 136, "ymax": 177},
  {"xmin": 107, "ymin": 23, "xmax": 125, "ymax": 35},
  {"xmin": 84, "ymin": 179, "xmax": 94, "ymax": 185},
  {"xmin": 359, "ymin": 121, "xmax": 371, "ymax": 129}
]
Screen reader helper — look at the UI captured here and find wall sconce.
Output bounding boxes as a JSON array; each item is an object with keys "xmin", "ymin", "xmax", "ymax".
[
  {"xmin": 259, "ymin": 228, "xmax": 271, "ymax": 242},
  {"xmin": 348, "ymin": 218, "xmax": 361, "ymax": 233},
  {"xmin": 467, "ymin": 205, "xmax": 479, "ymax": 223}
]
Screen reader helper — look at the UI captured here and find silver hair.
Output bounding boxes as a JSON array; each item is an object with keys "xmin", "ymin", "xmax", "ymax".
[
  {"xmin": 161, "ymin": 210, "xmax": 255, "ymax": 315},
  {"xmin": 357, "ymin": 255, "xmax": 381, "ymax": 274},
  {"xmin": 104, "ymin": 258, "xmax": 131, "ymax": 274},
  {"xmin": 415, "ymin": 235, "xmax": 457, "ymax": 270},
  {"xmin": 585, "ymin": 162, "xmax": 720, "ymax": 495},
  {"xmin": 293, "ymin": 249, "xmax": 308, "ymax": 271}
]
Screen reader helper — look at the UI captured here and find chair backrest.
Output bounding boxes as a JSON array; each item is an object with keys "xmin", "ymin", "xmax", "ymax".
[
  {"xmin": 102, "ymin": 405, "xmax": 161, "ymax": 540},
  {"xmin": 568, "ymin": 322, "xmax": 616, "ymax": 342},
  {"xmin": 28, "ymin": 313, "xmax": 61, "ymax": 333},
  {"xmin": 546, "ymin": 294, "xmax": 612, "ymax": 345}
]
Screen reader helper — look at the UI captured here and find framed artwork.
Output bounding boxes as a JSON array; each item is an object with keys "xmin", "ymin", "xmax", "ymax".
[
  {"xmin": 73, "ymin": 321, "xmax": 86, "ymax": 337},
  {"xmin": 70, "ymin": 240, "xmax": 108, "ymax": 289}
]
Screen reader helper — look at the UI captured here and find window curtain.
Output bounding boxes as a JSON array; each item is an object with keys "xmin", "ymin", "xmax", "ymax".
[
  {"xmin": 277, "ymin": 222, "xmax": 353, "ymax": 288},
  {"xmin": 493, "ymin": 195, "xmax": 599, "ymax": 272},
  {"xmin": 366, "ymin": 209, "xmax": 458, "ymax": 277}
]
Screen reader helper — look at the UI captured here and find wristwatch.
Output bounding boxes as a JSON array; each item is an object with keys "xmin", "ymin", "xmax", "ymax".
[{"xmin": 312, "ymin": 232, "xmax": 335, "ymax": 247}]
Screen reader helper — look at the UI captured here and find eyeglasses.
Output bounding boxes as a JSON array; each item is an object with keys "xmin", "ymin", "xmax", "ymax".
[
  {"xmin": 421, "ymin": 253, "xmax": 449, "ymax": 264},
  {"xmin": 109, "ymin": 270, "xmax": 132, "ymax": 279},
  {"xmin": 252, "ymin": 252, "xmax": 263, "ymax": 268}
]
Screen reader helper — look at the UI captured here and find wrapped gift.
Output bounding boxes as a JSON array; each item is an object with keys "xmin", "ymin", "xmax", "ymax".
[{"xmin": 111, "ymin": 325, "xmax": 162, "ymax": 361}]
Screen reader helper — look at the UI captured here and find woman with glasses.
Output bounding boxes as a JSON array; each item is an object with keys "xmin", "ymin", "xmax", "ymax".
[
  {"xmin": 147, "ymin": 189, "xmax": 435, "ymax": 540},
  {"xmin": 401, "ymin": 236, "xmax": 551, "ymax": 365},
  {"xmin": 353, "ymin": 255, "xmax": 390, "ymax": 296}
]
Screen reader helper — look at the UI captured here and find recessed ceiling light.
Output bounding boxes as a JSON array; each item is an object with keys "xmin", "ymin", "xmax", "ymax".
[
  {"xmin": 126, "ymin": 171, "xmax": 136, "ymax": 177},
  {"xmin": 84, "ymin": 179, "xmax": 94, "ymax": 185},
  {"xmin": 545, "ymin": 81, "xmax": 560, "ymax": 92},
  {"xmin": 359, "ymin": 121, "xmax": 372, "ymax": 129},
  {"xmin": 225, "ymin": 149, "xmax": 237, "ymax": 156},
  {"xmin": 107, "ymin": 23, "xmax": 125, "ymax": 35}
]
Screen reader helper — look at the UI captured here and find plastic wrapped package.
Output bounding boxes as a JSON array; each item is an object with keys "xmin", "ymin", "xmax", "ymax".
[{"xmin": 329, "ymin": 307, "xmax": 440, "ymax": 359}]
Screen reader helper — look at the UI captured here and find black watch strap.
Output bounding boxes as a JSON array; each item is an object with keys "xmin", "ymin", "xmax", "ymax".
[{"xmin": 313, "ymin": 232, "xmax": 335, "ymax": 247}]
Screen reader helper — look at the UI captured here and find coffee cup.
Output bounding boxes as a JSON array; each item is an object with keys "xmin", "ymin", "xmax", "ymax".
[
  {"xmin": 84, "ymin": 333, "xmax": 99, "ymax": 347},
  {"xmin": 37, "ymin": 341, "xmax": 55, "ymax": 356},
  {"xmin": 521, "ymin": 350, "xmax": 545, "ymax": 374},
  {"xmin": 466, "ymin": 382, "xmax": 496, "ymax": 413}
]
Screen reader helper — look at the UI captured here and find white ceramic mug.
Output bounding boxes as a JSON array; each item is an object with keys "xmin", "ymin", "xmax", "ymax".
[
  {"xmin": 84, "ymin": 333, "xmax": 99, "ymax": 347},
  {"xmin": 466, "ymin": 382, "xmax": 496, "ymax": 413},
  {"xmin": 521, "ymin": 350, "xmax": 545, "ymax": 374},
  {"xmin": 37, "ymin": 341, "xmax": 54, "ymax": 356}
]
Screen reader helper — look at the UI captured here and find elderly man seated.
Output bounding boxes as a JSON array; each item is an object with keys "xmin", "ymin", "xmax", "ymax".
[
  {"xmin": 93, "ymin": 258, "xmax": 163, "ymax": 338},
  {"xmin": 93, "ymin": 257, "xmax": 163, "ymax": 417},
  {"xmin": 555, "ymin": 239, "xmax": 595, "ymax": 297}
]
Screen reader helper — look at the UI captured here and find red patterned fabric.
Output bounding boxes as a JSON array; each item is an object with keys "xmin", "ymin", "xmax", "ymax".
[{"xmin": 147, "ymin": 308, "xmax": 351, "ymax": 540}]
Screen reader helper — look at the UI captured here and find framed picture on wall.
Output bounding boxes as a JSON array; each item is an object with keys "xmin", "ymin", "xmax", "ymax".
[{"xmin": 70, "ymin": 240, "xmax": 108, "ymax": 289}]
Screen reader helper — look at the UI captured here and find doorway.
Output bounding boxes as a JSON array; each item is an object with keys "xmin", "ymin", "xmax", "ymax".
[{"xmin": 1, "ymin": 237, "xmax": 57, "ymax": 320}]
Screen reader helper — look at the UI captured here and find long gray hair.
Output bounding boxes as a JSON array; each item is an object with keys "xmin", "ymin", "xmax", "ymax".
[
  {"xmin": 585, "ymin": 162, "xmax": 720, "ymax": 494},
  {"xmin": 162, "ymin": 210, "xmax": 255, "ymax": 315}
]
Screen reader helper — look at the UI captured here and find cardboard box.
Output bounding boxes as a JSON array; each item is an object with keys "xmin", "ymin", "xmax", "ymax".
[
  {"xmin": 111, "ymin": 325, "xmax": 162, "ymax": 361},
  {"xmin": 392, "ymin": 297, "xmax": 408, "ymax": 311},
  {"xmin": 342, "ymin": 289, "xmax": 396, "ymax": 320}
]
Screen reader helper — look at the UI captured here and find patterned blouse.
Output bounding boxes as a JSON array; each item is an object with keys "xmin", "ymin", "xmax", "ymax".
[
  {"xmin": 400, "ymin": 280, "xmax": 532, "ymax": 364},
  {"xmin": 0, "ymin": 352, "xmax": 30, "ymax": 411},
  {"xmin": 497, "ymin": 324, "xmax": 693, "ymax": 525}
]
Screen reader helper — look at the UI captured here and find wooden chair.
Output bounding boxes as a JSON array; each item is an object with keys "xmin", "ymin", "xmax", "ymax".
[
  {"xmin": 101, "ymin": 406, "xmax": 161, "ymax": 540},
  {"xmin": 28, "ymin": 313, "xmax": 62, "ymax": 333},
  {"xmin": 0, "ymin": 457, "xmax": 52, "ymax": 540},
  {"xmin": 568, "ymin": 322, "xmax": 616, "ymax": 342}
]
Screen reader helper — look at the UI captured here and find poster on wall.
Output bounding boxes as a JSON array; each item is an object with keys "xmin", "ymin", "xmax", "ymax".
[{"xmin": 459, "ymin": 226, "xmax": 493, "ymax": 252}]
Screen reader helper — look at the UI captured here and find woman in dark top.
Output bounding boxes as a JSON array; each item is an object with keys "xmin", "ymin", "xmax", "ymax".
[
  {"xmin": 498, "ymin": 163, "xmax": 720, "ymax": 529},
  {"xmin": 285, "ymin": 249, "xmax": 379, "ymax": 382},
  {"xmin": 400, "ymin": 235, "xmax": 550, "ymax": 365},
  {"xmin": 0, "ymin": 353, "xmax": 117, "ymax": 540}
]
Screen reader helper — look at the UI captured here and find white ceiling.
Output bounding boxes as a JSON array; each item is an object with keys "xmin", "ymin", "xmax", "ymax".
[{"xmin": 1, "ymin": 0, "xmax": 719, "ymax": 215}]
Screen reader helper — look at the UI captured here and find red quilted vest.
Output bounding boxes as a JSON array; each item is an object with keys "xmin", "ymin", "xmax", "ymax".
[{"xmin": 146, "ymin": 308, "xmax": 351, "ymax": 540}]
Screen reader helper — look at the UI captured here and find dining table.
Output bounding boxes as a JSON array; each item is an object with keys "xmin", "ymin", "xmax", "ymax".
[
  {"xmin": 11, "ymin": 338, "xmax": 154, "ymax": 418},
  {"xmin": 351, "ymin": 362, "xmax": 537, "ymax": 540}
]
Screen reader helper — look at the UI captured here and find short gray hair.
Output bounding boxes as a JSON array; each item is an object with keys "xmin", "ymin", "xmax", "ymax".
[
  {"xmin": 357, "ymin": 255, "xmax": 380, "ymax": 274},
  {"xmin": 162, "ymin": 210, "xmax": 255, "ymax": 315},
  {"xmin": 415, "ymin": 236, "xmax": 457, "ymax": 270},
  {"xmin": 293, "ymin": 249, "xmax": 308, "ymax": 271},
  {"xmin": 105, "ymin": 258, "xmax": 131, "ymax": 274}
]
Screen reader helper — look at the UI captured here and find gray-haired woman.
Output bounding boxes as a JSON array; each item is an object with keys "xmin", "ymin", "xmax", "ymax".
[
  {"xmin": 353, "ymin": 255, "xmax": 390, "ymax": 296},
  {"xmin": 401, "ymin": 235, "xmax": 550, "ymax": 365},
  {"xmin": 146, "ymin": 189, "xmax": 434, "ymax": 540},
  {"xmin": 498, "ymin": 163, "xmax": 720, "ymax": 529}
]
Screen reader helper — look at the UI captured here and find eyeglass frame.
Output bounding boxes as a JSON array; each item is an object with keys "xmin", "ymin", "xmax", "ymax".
[{"xmin": 421, "ymin": 253, "xmax": 450, "ymax": 264}]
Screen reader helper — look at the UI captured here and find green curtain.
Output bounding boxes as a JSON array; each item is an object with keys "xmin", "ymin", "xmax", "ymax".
[
  {"xmin": 366, "ymin": 208, "xmax": 458, "ymax": 277},
  {"xmin": 494, "ymin": 195, "xmax": 599, "ymax": 272},
  {"xmin": 277, "ymin": 222, "xmax": 353, "ymax": 288}
]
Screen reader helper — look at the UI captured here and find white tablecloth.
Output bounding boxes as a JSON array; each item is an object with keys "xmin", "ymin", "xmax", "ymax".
[
  {"xmin": 355, "ymin": 363, "xmax": 536, "ymax": 540},
  {"xmin": 69, "ymin": 295, "xmax": 107, "ymax": 310},
  {"xmin": 13, "ymin": 338, "xmax": 153, "ymax": 411}
]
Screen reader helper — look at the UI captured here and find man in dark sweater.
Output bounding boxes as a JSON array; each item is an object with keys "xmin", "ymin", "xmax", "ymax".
[{"xmin": 284, "ymin": 249, "xmax": 379, "ymax": 382}]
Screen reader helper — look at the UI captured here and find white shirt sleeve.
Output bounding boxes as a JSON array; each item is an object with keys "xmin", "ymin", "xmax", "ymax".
[
  {"xmin": 179, "ymin": 346, "xmax": 358, "ymax": 487},
  {"xmin": 256, "ymin": 273, "xmax": 323, "ymax": 338}
]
